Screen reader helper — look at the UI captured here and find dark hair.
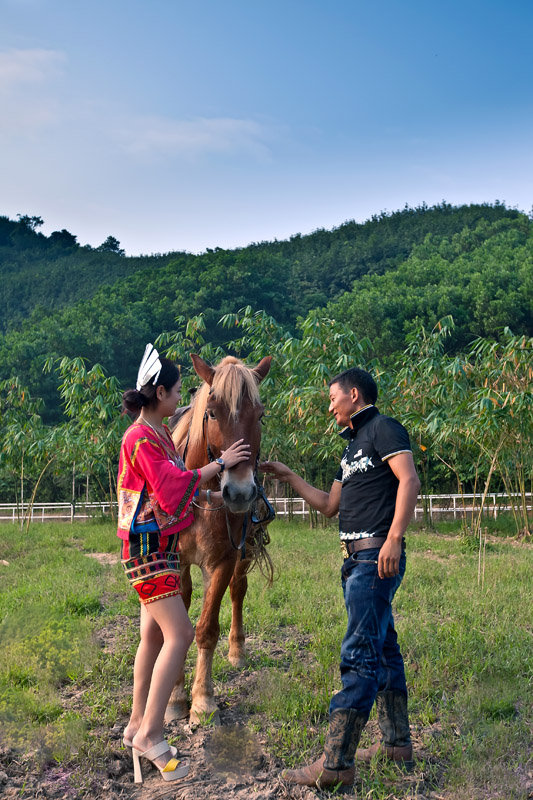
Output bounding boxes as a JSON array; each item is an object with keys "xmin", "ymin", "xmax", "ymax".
[
  {"xmin": 328, "ymin": 367, "xmax": 378, "ymax": 405},
  {"xmin": 122, "ymin": 357, "xmax": 181, "ymax": 417}
]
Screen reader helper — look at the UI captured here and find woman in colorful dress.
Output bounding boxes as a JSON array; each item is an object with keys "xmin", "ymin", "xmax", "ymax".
[{"xmin": 118, "ymin": 344, "xmax": 250, "ymax": 784}]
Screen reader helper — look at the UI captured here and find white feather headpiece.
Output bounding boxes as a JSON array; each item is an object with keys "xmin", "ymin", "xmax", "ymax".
[{"xmin": 136, "ymin": 343, "xmax": 162, "ymax": 391}]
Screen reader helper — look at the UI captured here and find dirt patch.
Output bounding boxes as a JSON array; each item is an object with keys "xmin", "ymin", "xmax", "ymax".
[{"xmin": 84, "ymin": 552, "xmax": 120, "ymax": 566}]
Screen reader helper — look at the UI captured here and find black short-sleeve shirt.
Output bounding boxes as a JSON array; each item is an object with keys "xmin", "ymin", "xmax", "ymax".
[{"xmin": 334, "ymin": 405, "xmax": 412, "ymax": 541}]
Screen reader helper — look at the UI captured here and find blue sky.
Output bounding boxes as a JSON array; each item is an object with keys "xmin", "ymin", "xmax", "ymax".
[{"xmin": 1, "ymin": 0, "xmax": 532, "ymax": 254}]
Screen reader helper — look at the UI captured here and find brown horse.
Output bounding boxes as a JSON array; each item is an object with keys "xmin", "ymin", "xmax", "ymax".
[{"xmin": 167, "ymin": 353, "xmax": 272, "ymax": 724}]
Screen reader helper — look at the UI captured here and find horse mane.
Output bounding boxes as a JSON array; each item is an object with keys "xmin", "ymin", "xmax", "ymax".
[{"xmin": 173, "ymin": 356, "xmax": 261, "ymax": 454}]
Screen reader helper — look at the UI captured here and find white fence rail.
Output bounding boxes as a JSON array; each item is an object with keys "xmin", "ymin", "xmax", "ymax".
[
  {"xmin": 0, "ymin": 494, "xmax": 531, "ymax": 524},
  {"xmin": 0, "ymin": 501, "xmax": 115, "ymax": 523},
  {"xmin": 412, "ymin": 493, "xmax": 532, "ymax": 520}
]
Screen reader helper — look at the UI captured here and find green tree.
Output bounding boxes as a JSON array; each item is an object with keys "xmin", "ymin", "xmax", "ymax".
[
  {"xmin": 44, "ymin": 356, "xmax": 126, "ymax": 512},
  {"xmin": 49, "ymin": 229, "xmax": 78, "ymax": 248},
  {"xmin": 0, "ymin": 377, "xmax": 55, "ymax": 525},
  {"xmin": 16, "ymin": 214, "xmax": 44, "ymax": 231},
  {"xmin": 97, "ymin": 236, "xmax": 125, "ymax": 256},
  {"xmin": 467, "ymin": 330, "xmax": 533, "ymax": 536}
]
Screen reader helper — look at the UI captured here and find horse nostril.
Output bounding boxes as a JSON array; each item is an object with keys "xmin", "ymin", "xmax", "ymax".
[{"xmin": 222, "ymin": 482, "xmax": 256, "ymax": 506}]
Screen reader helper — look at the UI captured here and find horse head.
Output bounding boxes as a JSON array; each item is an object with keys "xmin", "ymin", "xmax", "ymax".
[{"xmin": 175, "ymin": 354, "xmax": 271, "ymax": 514}]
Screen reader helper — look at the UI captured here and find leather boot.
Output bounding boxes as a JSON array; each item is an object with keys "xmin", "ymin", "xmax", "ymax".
[
  {"xmin": 356, "ymin": 690, "xmax": 413, "ymax": 765},
  {"xmin": 282, "ymin": 708, "xmax": 367, "ymax": 788}
]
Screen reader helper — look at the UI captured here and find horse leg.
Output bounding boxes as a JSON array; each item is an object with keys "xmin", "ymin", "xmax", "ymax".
[
  {"xmin": 190, "ymin": 560, "xmax": 235, "ymax": 725},
  {"xmin": 165, "ymin": 564, "xmax": 192, "ymax": 722},
  {"xmin": 228, "ymin": 558, "xmax": 250, "ymax": 668}
]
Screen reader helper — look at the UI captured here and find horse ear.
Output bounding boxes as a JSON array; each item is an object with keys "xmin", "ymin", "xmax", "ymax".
[
  {"xmin": 191, "ymin": 354, "xmax": 215, "ymax": 386},
  {"xmin": 252, "ymin": 356, "xmax": 272, "ymax": 383}
]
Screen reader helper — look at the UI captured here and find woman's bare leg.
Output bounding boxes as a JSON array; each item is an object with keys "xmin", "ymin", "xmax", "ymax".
[
  {"xmin": 123, "ymin": 604, "xmax": 163, "ymax": 743},
  {"xmin": 131, "ymin": 594, "xmax": 194, "ymax": 769}
]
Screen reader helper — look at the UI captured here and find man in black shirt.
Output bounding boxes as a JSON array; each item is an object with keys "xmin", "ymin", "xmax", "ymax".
[{"xmin": 260, "ymin": 367, "xmax": 420, "ymax": 788}]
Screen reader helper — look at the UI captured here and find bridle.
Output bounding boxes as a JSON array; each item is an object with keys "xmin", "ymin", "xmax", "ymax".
[{"xmin": 186, "ymin": 394, "xmax": 275, "ymax": 559}]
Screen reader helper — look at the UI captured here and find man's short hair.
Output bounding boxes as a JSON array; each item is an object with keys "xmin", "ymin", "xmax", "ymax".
[{"xmin": 329, "ymin": 367, "xmax": 378, "ymax": 405}]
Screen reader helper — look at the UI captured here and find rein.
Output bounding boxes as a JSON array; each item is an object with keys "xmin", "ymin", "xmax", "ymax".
[{"xmin": 224, "ymin": 478, "xmax": 275, "ymax": 558}]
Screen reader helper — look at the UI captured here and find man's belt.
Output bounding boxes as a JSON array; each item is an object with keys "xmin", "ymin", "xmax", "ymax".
[{"xmin": 344, "ymin": 536, "xmax": 387, "ymax": 555}]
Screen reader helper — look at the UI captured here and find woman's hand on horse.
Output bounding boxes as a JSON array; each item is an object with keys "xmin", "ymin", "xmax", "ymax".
[
  {"xmin": 258, "ymin": 460, "xmax": 292, "ymax": 481},
  {"xmin": 198, "ymin": 440, "xmax": 251, "ymax": 483},
  {"xmin": 220, "ymin": 439, "xmax": 252, "ymax": 468}
]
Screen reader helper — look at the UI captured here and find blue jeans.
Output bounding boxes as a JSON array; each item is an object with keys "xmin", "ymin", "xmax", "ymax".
[{"xmin": 329, "ymin": 547, "xmax": 407, "ymax": 718}]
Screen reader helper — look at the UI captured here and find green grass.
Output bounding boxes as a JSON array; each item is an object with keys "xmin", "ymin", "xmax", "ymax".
[
  {"xmin": 0, "ymin": 517, "xmax": 531, "ymax": 799},
  {"xmin": 0, "ymin": 521, "xmax": 133, "ymax": 763}
]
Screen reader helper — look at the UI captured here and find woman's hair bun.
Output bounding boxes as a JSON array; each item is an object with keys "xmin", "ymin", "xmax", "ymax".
[
  {"xmin": 122, "ymin": 388, "xmax": 147, "ymax": 415},
  {"xmin": 122, "ymin": 356, "xmax": 180, "ymax": 418}
]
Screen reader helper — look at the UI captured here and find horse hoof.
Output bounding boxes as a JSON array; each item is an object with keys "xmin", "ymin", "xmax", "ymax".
[
  {"xmin": 190, "ymin": 707, "xmax": 221, "ymax": 726},
  {"xmin": 228, "ymin": 652, "xmax": 246, "ymax": 668},
  {"xmin": 165, "ymin": 702, "xmax": 190, "ymax": 722}
]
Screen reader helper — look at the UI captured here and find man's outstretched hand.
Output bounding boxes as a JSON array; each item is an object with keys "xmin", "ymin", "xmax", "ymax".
[{"xmin": 258, "ymin": 461, "xmax": 293, "ymax": 482}]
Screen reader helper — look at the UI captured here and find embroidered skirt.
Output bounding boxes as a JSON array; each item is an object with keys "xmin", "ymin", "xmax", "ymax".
[{"xmin": 121, "ymin": 531, "xmax": 181, "ymax": 604}]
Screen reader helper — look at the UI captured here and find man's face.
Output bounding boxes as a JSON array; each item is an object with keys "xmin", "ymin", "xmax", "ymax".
[{"xmin": 328, "ymin": 382, "xmax": 358, "ymax": 427}]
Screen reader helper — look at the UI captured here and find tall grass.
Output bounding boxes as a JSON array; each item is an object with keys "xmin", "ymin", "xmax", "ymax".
[{"xmin": 0, "ymin": 518, "xmax": 530, "ymax": 798}]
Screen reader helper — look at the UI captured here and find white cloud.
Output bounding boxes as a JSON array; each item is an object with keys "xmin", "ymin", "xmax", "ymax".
[
  {"xmin": 0, "ymin": 48, "xmax": 66, "ymax": 138},
  {"xmin": 0, "ymin": 48, "xmax": 65, "ymax": 91},
  {"xmin": 115, "ymin": 115, "xmax": 275, "ymax": 160}
]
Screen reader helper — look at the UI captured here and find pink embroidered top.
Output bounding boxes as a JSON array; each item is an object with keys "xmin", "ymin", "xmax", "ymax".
[{"xmin": 116, "ymin": 421, "xmax": 201, "ymax": 541}]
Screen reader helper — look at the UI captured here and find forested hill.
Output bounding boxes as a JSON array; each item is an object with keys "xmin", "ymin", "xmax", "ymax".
[
  {"xmin": 0, "ymin": 202, "xmax": 531, "ymax": 422},
  {"xmin": 327, "ymin": 212, "xmax": 532, "ymax": 356},
  {"xmin": 0, "ymin": 202, "xmax": 522, "ymax": 332},
  {"xmin": 0, "ymin": 215, "xmax": 193, "ymax": 332}
]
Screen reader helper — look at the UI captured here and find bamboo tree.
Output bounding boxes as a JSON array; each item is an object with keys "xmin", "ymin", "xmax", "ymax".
[
  {"xmin": 0, "ymin": 378, "xmax": 45, "ymax": 525},
  {"xmin": 43, "ymin": 356, "xmax": 126, "ymax": 513},
  {"xmin": 393, "ymin": 316, "xmax": 457, "ymax": 525},
  {"xmin": 22, "ymin": 426, "xmax": 62, "ymax": 531},
  {"xmin": 468, "ymin": 330, "xmax": 533, "ymax": 536}
]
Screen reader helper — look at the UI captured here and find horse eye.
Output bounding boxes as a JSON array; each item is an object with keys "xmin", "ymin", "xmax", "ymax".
[
  {"xmin": 208, "ymin": 410, "xmax": 216, "ymax": 420},
  {"xmin": 260, "ymin": 414, "xmax": 267, "ymax": 426}
]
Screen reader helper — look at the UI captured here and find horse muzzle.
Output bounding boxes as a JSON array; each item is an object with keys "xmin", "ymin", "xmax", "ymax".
[{"xmin": 221, "ymin": 472, "xmax": 258, "ymax": 513}]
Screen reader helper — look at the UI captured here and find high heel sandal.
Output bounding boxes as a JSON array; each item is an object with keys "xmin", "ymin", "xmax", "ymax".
[
  {"xmin": 131, "ymin": 740, "xmax": 189, "ymax": 783},
  {"xmin": 123, "ymin": 736, "xmax": 177, "ymax": 758}
]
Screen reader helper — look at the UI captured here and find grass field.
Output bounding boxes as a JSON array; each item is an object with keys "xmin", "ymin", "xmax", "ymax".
[{"xmin": 0, "ymin": 518, "xmax": 531, "ymax": 799}]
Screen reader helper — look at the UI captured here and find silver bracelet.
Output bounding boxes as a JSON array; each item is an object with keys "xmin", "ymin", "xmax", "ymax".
[{"xmin": 206, "ymin": 489, "xmax": 212, "ymax": 505}]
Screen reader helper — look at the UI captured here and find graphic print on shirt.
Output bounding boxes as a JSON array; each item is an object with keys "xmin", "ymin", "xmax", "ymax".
[{"xmin": 340, "ymin": 447, "xmax": 375, "ymax": 482}]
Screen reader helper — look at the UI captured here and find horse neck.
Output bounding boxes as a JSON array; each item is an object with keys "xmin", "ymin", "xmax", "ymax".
[{"xmin": 184, "ymin": 435, "xmax": 210, "ymax": 471}]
